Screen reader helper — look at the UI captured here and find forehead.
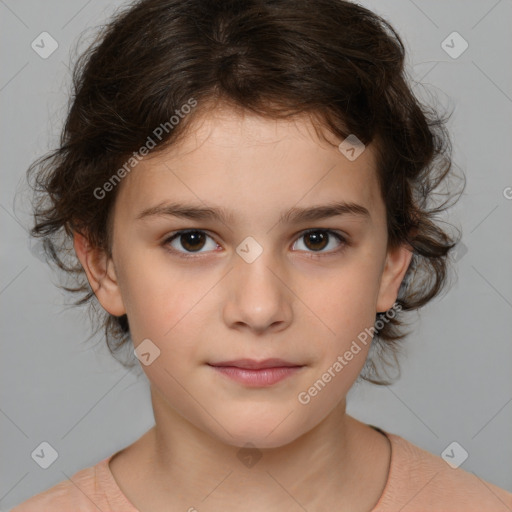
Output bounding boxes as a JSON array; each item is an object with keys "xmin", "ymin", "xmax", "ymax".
[{"xmin": 114, "ymin": 107, "xmax": 384, "ymax": 227}]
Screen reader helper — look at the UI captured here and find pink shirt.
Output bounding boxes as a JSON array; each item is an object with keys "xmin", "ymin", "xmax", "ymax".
[{"xmin": 11, "ymin": 429, "xmax": 512, "ymax": 511}]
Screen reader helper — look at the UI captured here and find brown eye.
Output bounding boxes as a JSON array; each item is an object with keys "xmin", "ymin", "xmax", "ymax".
[
  {"xmin": 293, "ymin": 229, "xmax": 346, "ymax": 254},
  {"xmin": 163, "ymin": 228, "xmax": 347, "ymax": 259},
  {"xmin": 179, "ymin": 231, "xmax": 206, "ymax": 252},
  {"xmin": 165, "ymin": 230, "xmax": 217, "ymax": 254},
  {"xmin": 303, "ymin": 231, "xmax": 329, "ymax": 251}
]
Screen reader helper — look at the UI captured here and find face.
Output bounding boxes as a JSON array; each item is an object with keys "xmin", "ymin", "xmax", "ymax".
[{"xmin": 76, "ymin": 106, "xmax": 412, "ymax": 448}]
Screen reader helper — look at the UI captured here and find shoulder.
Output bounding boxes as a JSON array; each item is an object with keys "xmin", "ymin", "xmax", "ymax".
[
  {"xmin": 10, "ymin": 454, "xmax": 137, "ymax": 512},
  {"xmin": 374, "ymin": 431, "xmax": 512, "ymax": 511},
  {"xmin": 10, "ymin": 464, "xmax": 99, "ymax": 512}
]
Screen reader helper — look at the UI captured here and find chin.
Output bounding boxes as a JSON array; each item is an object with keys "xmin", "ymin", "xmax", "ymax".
[{"xmin": 210, "ymin": 415, "xmax": 311, "ymax": 450}]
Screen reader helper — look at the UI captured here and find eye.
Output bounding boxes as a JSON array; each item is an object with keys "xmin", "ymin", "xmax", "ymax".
[
  {"xmin": 163, "ymin": 230, "xmax": 219, "ymax": 256},
  {"xmin": 292, "ymin": 229, "xmax": 347, "ymax": 255},
  {"xmin": 162, "ymin": 228, "xmax": 348, "ymax": 258}
]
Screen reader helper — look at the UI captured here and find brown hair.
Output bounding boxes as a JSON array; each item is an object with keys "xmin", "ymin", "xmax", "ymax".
[{"xmin": 27, "ymin": 0, "xmax": 464, "ymax": 384}]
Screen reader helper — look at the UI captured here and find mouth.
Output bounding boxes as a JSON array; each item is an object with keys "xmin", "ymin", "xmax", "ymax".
[
  {"xmin": 207, "ymin": 359, "xmax": 305, "ymax": 387},
  {"xmin": 208, "ymin": 358, "xmax": 302, "ymax": 370}
]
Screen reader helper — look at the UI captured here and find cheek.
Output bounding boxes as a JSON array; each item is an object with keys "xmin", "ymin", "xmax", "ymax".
[
  {"xmin": 126, "ymin": 279, "xmax": 202, "ymax": 346},
  {"xmin": 124, "ymin": 269, "xmax": 207, "ymax": 392},
  {"xmin": 115, "ymin": 246, "xmax": 207, "ymax": 338},
  {"xmin": 298, "ymin": 261, "xmax": 382, "ymax": 342}
]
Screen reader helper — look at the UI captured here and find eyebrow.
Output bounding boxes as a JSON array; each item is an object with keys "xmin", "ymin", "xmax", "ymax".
[{"xmin": 136, "ymin": 200, "xmax": 371, "ymax": 225}]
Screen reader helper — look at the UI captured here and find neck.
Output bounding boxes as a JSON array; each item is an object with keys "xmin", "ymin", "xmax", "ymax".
[{"xmin": 131, "ymin": 385, "xmax": 389, "ymax": 511}]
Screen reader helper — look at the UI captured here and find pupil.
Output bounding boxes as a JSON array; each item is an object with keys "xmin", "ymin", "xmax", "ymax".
[
  {"xmin": 182, "ymin": 231, "xmax": 205, "ymax": 252},
  {"xmin": 306, "ymin": 231, "xmax": 328, "ymax": 251}
]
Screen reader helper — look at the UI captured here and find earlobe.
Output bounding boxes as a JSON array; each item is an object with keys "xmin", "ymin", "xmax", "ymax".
[
  {"xmin": 376, "ymin": 244, "xmax": 414, "ymax": 313},
  {"xmin": 73, "ymin": 232, "xmax": 126, "ymax": 316}
]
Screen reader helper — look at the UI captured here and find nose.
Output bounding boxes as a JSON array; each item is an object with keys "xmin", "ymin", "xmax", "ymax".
[{"xmin": 222, "ymin": 249, "xmax": 293, "ymax": 335}]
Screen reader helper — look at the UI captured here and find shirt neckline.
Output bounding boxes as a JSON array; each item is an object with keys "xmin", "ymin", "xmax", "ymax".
[{"xmin": 368, "ymin": 425, "xmax": 395, "ymax": 510}]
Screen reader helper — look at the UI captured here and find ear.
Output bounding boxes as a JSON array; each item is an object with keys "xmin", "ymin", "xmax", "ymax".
[
  {"xmin": 73, "ymin": 231, "xmax": 126, "ymax": 316},
  {"xmin": 376, "ymin": 243, "xmax": 413, "ymax": 313}
]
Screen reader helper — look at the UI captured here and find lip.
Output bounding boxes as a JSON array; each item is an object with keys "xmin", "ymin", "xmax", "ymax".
[
  {"xmin": 207, "ymin": 359, "xmax": 304, "ymax": 387},
  {"xmin": 209, "ymin": 358, "xmax": 301, "ymax": 369}
]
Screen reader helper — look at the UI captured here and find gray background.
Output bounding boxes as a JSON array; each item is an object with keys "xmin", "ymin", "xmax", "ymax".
[{"xmin": 1, "ymin": 0, "xmax": 511, "ymax": 509}]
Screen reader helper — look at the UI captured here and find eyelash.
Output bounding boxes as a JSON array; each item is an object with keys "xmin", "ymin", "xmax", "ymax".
[{"xmin": 161, "ymin": 228, "xmax": 349, "ymax": 260}]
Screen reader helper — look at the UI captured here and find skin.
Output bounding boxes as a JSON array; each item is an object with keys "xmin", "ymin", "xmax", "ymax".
[{"xmin": 74, "ymin": 104, "xmax": 413, "ymax": 512}]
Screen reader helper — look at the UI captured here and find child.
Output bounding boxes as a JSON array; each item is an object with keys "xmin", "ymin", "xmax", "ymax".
[{"xmin": 12, "ymin": 0, "xmax": 512, "ymax": 510}]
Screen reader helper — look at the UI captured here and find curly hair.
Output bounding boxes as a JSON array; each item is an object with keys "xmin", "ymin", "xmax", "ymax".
[{"xmin": 27, "ymin": 0, "xmax": 464, "ymax": 384}]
